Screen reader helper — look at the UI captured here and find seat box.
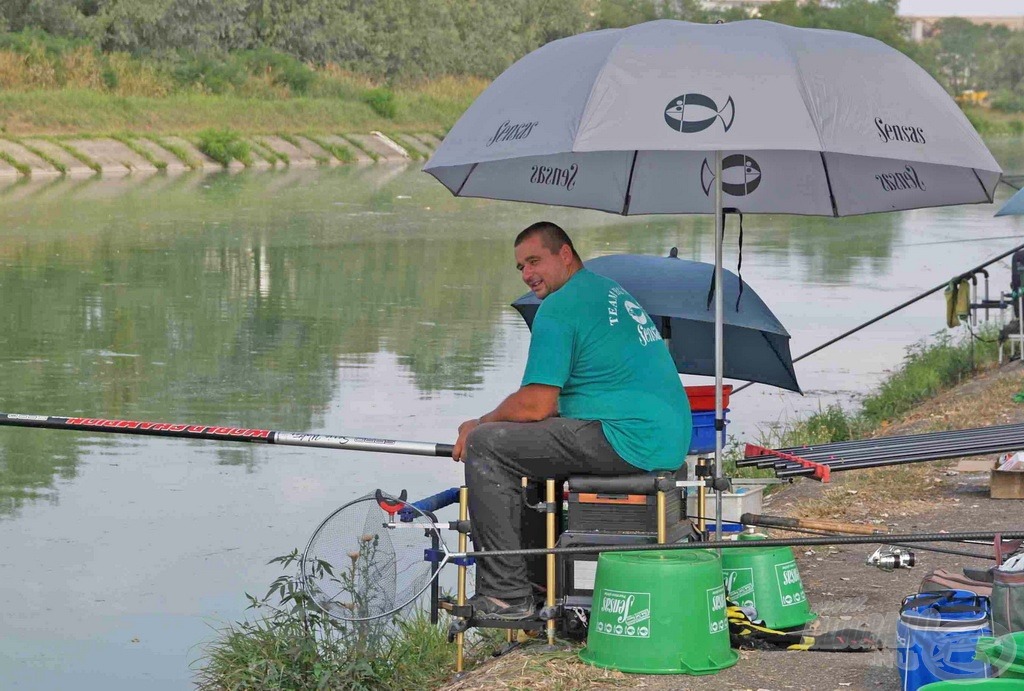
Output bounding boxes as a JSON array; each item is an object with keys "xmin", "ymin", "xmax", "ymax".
[{"xmin": 567, "ymin": 487, "xmax": 681, "ymax": 533}]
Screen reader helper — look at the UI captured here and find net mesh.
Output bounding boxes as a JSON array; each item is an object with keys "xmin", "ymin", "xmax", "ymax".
[{"xmin": 301, "ymin": 493, "xmax": 442, "ymax": 621}]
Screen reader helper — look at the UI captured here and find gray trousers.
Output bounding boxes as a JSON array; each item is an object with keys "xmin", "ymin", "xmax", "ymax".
[{"xmin": 464, "ymin": 418, "xmax": 640, "ymax": 599}]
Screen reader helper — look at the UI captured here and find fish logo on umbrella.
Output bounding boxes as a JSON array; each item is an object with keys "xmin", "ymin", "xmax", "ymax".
[
  {"xmin": 664, "ymin": 94, "xmax": 735, "ymax": 133},
  {"xmin": 701, "ymin": 154, "xmax": 762, "ymax": 196}
]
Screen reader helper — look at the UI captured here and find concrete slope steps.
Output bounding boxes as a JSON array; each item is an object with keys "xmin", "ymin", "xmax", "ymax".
[{"xmin": 0, "ymin": 132, "xmax": 442, "ymax": 177}]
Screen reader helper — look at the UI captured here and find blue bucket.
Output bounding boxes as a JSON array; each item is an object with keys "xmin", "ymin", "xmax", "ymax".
[
  {"xmin": 896, "ymin": 590, "xmax": 993, "ymax": 691},
  {"xmin": 689, "ymin": 409, "xmax": 729, "ymax": 454}
]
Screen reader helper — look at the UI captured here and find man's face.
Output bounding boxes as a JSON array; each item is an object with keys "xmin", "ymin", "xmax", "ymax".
[{"xmin": 515, "ymin": 234, "xmax": 573, "ymax": 299}]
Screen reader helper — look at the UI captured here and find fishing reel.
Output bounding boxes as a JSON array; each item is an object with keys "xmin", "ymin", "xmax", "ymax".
[{"xmin": 866, "ymin": 545, "xmax": 916, "ymax": 572}]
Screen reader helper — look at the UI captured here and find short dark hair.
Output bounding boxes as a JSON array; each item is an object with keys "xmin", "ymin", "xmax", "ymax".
[{"xmin": 515, "ymin": 221, "xmax": 581, "ymax": 261}]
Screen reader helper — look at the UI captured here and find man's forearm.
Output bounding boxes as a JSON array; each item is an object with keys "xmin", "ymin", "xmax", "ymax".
[{"xmin": 479, "ymin": 387, "xmax": 557, "ymax": 423}]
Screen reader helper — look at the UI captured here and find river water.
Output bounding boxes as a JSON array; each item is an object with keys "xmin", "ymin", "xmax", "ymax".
[{"xmin": 0, "ymin": 139, "xmax": 1021, "ymax": 689}]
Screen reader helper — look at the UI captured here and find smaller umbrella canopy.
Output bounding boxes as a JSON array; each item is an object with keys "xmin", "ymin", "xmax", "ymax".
[
  {"xmin": 511, "ymin": 254, "xmax": 801, "ymax": 393},
  {"xmin": 996, "ymin": 187, "xmax": 1024, "ymax": 216}
]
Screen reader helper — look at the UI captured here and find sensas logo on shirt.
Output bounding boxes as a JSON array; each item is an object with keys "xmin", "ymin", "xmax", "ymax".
[{"xmin": 608, "ymin": 287, "xmax": 662, "ymax": 346}]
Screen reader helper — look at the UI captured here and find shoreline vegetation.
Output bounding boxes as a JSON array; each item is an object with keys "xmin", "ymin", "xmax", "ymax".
[
  {"xmin": 197, "ymin": 327, "xmax": 1009, "ymax": 690},
  {"xmin": 0, "ymin": 7, "xmax": 1019, "ymax": 176}
]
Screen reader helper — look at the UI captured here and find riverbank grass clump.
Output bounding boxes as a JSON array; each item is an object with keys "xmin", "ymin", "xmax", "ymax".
[
  {"xmin": 196, "ymin": 128, "xmax": 251, "ymax": 167},
  {"xmin": 196, "ymin": 550, "xmax": 460, "ymax": 690}
]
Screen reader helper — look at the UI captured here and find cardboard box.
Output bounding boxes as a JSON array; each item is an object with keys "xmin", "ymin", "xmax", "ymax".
[{"xmin": 991, "ymin": 460, "xmax": 1024, "ymax": 499}]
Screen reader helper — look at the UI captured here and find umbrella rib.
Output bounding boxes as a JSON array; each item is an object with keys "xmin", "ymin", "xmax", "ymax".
[
  {"xmin": 819, "ymin": 152, "xmax": 839, "ymax": 218},
  {"xmin": 761, "ymin": 330, "xmax": 801, "ymax": 394},
  {"xmin": 621, "ymin": 151, "xmax": 638, "ymax": 215},
  {"xmin": 454, "ymin": 163, "xmax": 478, "ymax": 196},
  {"xmin": 971, "ymin": 168, "xmax": 993, "ymax": 204}
]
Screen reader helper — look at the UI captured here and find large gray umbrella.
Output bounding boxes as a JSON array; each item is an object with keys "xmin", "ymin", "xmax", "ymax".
[
  {"xmin": 424, "ymin": 19, "xmax": 1001, "ymax": 532},
  {"xmin": 511, "ymin": 253, "xmax": 800, "ymax": 393}
]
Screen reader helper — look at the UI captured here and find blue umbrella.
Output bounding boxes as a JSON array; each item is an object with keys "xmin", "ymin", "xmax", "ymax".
[
  {"xmin": 996, "ymin": 187, "xmax": 1024, "ymax": 216},
  {"xmin": 511, "ymin": 253, "xmax": 800, "ymax": 393}
]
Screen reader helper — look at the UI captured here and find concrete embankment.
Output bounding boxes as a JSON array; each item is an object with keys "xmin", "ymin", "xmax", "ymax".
[{"xmin": 0, "ymin": 131, "xmax": 440, "ymax": 178}]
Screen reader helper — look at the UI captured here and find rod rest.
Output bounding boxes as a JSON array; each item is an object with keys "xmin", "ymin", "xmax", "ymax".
[{"xmin": 567, "ymin": 469, "xmax": 682, "ymax": 495}]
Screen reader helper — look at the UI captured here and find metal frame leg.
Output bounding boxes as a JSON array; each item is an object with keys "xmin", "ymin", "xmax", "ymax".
[
  {"xmin": 657, "ymin": 489, "xmax": 667, "ymax": 544},
  {"xmin": 456, "ymin": 486, "xmax": 468, "ymax": 673},
  {"xmin": 545, "ymin": 478, "xmax": 556, "ymax": 647},
  {"xmin": 696, "ymin": 457, "xmax": 708, "ymax": 535}
]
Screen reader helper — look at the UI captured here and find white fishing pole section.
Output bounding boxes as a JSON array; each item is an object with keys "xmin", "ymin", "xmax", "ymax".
[{"xmin": 0, "ymin": 412, "xmax": 455, "ymax": 457}]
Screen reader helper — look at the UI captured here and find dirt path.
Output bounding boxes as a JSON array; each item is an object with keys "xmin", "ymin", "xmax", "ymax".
[{"xmin": 440, "ymin": 360, "xmax": 1024, "ymax": 691}]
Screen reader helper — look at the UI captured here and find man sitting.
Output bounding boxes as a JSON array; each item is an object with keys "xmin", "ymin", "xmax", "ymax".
[{"xmin": 451, "ymin": 221, "xmax": 691, "ymax": 620}]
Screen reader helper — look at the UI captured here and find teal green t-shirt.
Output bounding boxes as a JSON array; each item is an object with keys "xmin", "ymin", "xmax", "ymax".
[{"xmin": 521, "ymin": 269, "xmax": 691, "ymax": 471}]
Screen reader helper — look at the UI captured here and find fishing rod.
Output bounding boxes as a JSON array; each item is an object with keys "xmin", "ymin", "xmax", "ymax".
[
  {"xmin": 737, "ymin": 422, "xmax": 1024, "ymax": 479},
  {"xmin": 738, "ymin": 422, "xmax": 1024, "ymax": 466},
  {"xmin": 690, "ymin": 512, "xmax": 992, "ymax": 558},
  {"xmin": 746, "ymin": 432, "xmax": 1024, "ymax": 470},
  {"xmin": 732, "ymin": 239, "xmax": 1024, "ymax": 395},
  {"xmin": 452, "ymin": 530, "xmax": 1024, "ymax": 560},
  {"xmin": 0, "ymin": 412, "xmax": 455, "ymax": 458},
  {"xmin": 726, "ymin": 521, "xmax": 995, "ymax": 561}
]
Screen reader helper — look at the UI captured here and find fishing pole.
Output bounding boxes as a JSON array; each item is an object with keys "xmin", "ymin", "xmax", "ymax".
[
  {"xmin": 732, "ymin": 239, "xmax": 1024, "ymax": 395},
  {"xmin": 0, "ymin": 412, "xmax": 455, "ymax": 458},
  {"xmin": 724, "ymin": 521, "xmax": 996, "ymax": 561},
  {"xmin": 738, "ymin": 422, "xmax": 1024, "ymax": 465},
  {"xmin": 452, "ymin": 530, "xmax": 1024, "ymax": 560}
]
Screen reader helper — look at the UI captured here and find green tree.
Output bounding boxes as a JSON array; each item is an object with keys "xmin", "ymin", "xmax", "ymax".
[
  {"xmin": 932, "ymin": 17, "xmax": 987, "ymax": 93},
  {"xmin": 592, "ymin": 0, "xmax": 706, "ymax": 30},
  {"xmin": 994, "ymin": 31, "xmax": 1024, "ymax": 93},
  {"xmin": 96, "ymin": 0, "xmax": 254, "ymax": 54}
]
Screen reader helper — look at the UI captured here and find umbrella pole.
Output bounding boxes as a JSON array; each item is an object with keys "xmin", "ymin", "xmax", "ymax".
[{"xmin": 714, "ymin": 150, "xmax": 724, "ymax": 542}]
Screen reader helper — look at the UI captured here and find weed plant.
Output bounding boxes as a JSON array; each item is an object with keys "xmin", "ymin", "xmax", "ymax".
[
  {"xmin": 111, "ymin": 134, "xmax": 166, "ymax": 170},
  {"xmin": 196, "ymin": 549, "xmax": 454, "ymax": 691},
  {"xmin": 14, "ymin": 138, "xmax": 66, "ymax": 172},
  {"xmin": 46, "ymin": 137, "xmax": 100, "ymax": 172},
  {"xmin": 303, "ymin": 134, "xmax": 355, "ymax": 163},
  {"xmin": 0, "ymin": 150, "xmax": 29, "ymax": 175},
  {"xmin": 363, "ymin": 88, "xmax": 397, "ymax": 119},
  {"xmin": 146, "ymin": 135, "xmax": 196, "ymax": 168},
  {"xmin": 196, "ymin": 128, "xmax": 251, "ymax": 167}
]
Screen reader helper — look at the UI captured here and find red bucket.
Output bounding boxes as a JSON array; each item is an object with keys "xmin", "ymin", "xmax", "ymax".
[{"xmin": 685, "ymin": 385, "xmax": 732, "ymax": 412}]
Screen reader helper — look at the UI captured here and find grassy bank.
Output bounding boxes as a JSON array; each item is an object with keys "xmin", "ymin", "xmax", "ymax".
[
  {"xmin": 0, "ymin": 81, "xmax": 482, "ymax": 136},
  {"xmin": 0, "ymin": 32, "xmax": 1019, "ymax": 139},
  {"xmin": 0, "ymin": 35, "xmax": 485, "ymax": 136},
  {"xmin": 962, "ymin": 106, "xmax": 1024, "ymax": 138}
]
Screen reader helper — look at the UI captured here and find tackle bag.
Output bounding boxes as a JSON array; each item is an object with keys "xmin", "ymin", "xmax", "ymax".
[
  {"xmin": 919, "ymin": 568, "xmax": 992, "ymax": 598},
  {"xmin": 896, "ymin": 589, "xmax": 992, "ymax": 691},
  {"xmin": 992, "ymin": 566, "xmax": 1024, "ymax": 634}
]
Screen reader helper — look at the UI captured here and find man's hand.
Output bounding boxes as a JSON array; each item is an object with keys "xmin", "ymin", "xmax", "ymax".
[
  {"xmin": 452, "ymin": 418, "xmax": 480, "ymax": 462},
  {"xmin": 451, "ymin": 386, "xmax": 559, "ymax": 462}
]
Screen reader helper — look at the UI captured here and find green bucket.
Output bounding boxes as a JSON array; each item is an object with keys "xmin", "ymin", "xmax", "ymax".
[
  {"xmin": 919, "ymin": 681, "xmax": 1024, "ymax": 690},
  {"xmin": 721, "ymin": 532, "xmax": 816, "ymax": 630},
  {"xmin": 579, "ymin": 550, "xmax": 739, "ymax": 675},
  {"xmin": 976, "ymin": 633, "xmax": 1024, "ymax": 680}
]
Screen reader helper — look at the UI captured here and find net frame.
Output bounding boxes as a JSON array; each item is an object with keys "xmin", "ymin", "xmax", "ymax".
[{"xmin": 300, "ymin": 491, "xmax": 450, "ymax": 622}]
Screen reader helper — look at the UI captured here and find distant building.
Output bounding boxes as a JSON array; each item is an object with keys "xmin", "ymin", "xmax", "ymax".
[
  {"xmin": 902, "ymin": 16, "xmax": 1024, "ymax": 42},
  {"xmin": 698, "ymin": 2, "xmax": 1023, "ymax": 42}
]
